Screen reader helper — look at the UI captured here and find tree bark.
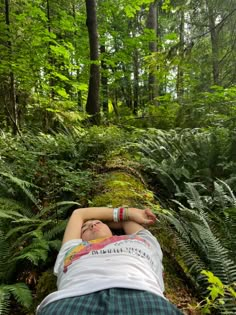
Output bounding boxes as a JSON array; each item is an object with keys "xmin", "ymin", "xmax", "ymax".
[
  {"xmin": 176, "ymin": 9, "xmax": 184, "ymax": 99},
  {"xmin": 100, "ymin": 44, "xmax": 108, "ymax": 113},
  {"xmin": 72, "ymin": 1, "xmax": 83, "ymax": 109},
  {"xmin": 4, "ymin": 0, "xmax": 18, "ymax": 135},
  {"xmin": 147, "ymin": 0, "xmax": 158, "ymax": 105},
  {"xmin": 133, "ymin": 49, "xmax": 139, "ymax": 114},
  {"xmin": 85, "ymin": 0, "xmax": 100, "ymax": 123},
  {"xmin": 44, "ymin": 0, "xmax": 54, "ymax": 131},
  {"xmin": 206, "ymin": 0, "xmax": 220, "ymax": 85}
]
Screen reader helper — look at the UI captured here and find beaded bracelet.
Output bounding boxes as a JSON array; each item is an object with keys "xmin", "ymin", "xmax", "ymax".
[
  {"xmin": 113, "ymin": 207, "xmax": 129, "ymax": 222},
  {"xmin": 113, "ymin": 208, "xmax": 119, "ymax": 222}
]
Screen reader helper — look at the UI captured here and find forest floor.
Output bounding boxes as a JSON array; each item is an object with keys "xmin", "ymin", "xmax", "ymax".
[{"xmin": 164, "ymin": 257, "xmax": 202, "ymax": 315}]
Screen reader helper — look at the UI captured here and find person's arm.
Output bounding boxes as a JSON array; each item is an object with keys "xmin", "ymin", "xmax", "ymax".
[
  {"xmin": 62, "ymin": 207, "xmax": 156, "ymax": 244},
  {"xmin": 108, "ymin": 209, "xmax": 156, "ymax": 234}
]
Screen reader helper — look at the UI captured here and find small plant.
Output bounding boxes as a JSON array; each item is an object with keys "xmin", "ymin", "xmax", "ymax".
[{"xmin": 197, "ymin": 270, "xmax": 236, "ymax": 314}]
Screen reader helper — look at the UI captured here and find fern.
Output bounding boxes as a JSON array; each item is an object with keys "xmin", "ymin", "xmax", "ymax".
[
  {"xmin": 0, "ymin": 232, "xmax": 11, "ymax": 282},
  {"xmin": 0, "ymin": 197, "xmax": 33, "ymax": 218},
  {"xmin": 43, "ymin": 220, "xmax": 67, "ymax": 241},
  {"xmin": 0, "ymin": 172, "xmax": 41, "ymax": 211},
  {"xmin": 0, "ymin": 283, "xmax": 32, "ymax": 315},
  {"xmin": 135, "ymin": 128, "xmax": 235, "ymax": 201},
  {"xmin": 36, "ymin": 201, "xmax": 80, "ymax": 219},
  {"xmin": 0, "ymin": 287, "xmax": 10, "ymax": 315},
  {"xmin": 165, "ymin": 180, "xmax": 236, "ymax": 314}
]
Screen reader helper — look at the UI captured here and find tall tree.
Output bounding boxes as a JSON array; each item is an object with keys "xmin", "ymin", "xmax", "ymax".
[
  {"xmin": 146, "ymin": 0, "xmax": 158, "ymax": 105},
  {"xmin": 176, "ymin": 8, "xmax": 185, "ymax": 99},
  {"xmin": 100, "ymin": 44, "xmax": 108, "ymax": 113},
  {"xmin": 85, "ymin": 0, "xmax": 100, "ymax": 122},
  {"xmin": 4, "ymin": 0, "xmax": 18, "ymax": 134},
  {"xmin": 205, "ymin": 0, "xmax": 220, "ymax": 85}
]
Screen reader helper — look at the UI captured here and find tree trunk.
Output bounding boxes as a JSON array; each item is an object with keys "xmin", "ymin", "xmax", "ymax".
[
  {"xmin": 206, "ymin": 0, "xmax": 220, "ymax": 85},
  {"xmin": 5, "ymin": 0, "xmax": 19, "ymax": 135},
  {"xmin": 176, "ymin": 9, "xmax": 184, "ymax": 99},
  {"xmin": 85, "ymin": 0, "xmax": 100, "ymax": 123},
  {"xmin": 44, "ymin": 0, "xmax": 54, "ymax": 131},
  {"xmin": 147, "ymin": 0, "xmax": 158, "ymax": 105},
  {"xmin": 100, "ymin": 44, "xmax": 108, "ymax": 113},
  {"xmin": 72, "ymin": 1, "xmax": 83, "ymax": 109},
  {"xmin": 133, "ymin": 49, "xmax": 139, "ymax": 114}
]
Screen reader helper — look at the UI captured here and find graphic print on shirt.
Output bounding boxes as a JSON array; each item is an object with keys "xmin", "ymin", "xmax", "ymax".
[{"xmin": 63, "ymin": 235, "xmax": 152, "ymax": 273}]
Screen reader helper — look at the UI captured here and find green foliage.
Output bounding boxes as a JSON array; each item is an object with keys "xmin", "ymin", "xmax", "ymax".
[
  {"xmin": 0, "ymin": 126, "xmax": 133, "ymax": 313},
  {"xmin": 198, "ymin": 270, "xmax": 236, "ymax": 314},
  {"xmin": 91, "ymin": 170, "xmax": 154, "ymax": 208},
  {"xmin": 34, "ymin": 271, "xmax": 57, "ymax": 307},
  {"xmin": 116, "ymin": 100, "xmax": 180, "ymax": 130},
  {"xmin": 135, "ymin": 126, "xmax": 236, "ymax": 314},
  {"xmin": 135, "ymin": 127, "xmax": 236, "ymax": 198},
  {"xmin": 160, "ymin": 181, "xmax": 236, "ymax": 314},
  {"xmin": 123, "ymin": 0, "xmax": 156, "ymax": 17},
  {"xmin": 0, "ymin": 283, "xmax": 32, "ymax": 315},
  {"xmin": 176, "ymin": 86, "xmax": 236, "ymax": 129}
]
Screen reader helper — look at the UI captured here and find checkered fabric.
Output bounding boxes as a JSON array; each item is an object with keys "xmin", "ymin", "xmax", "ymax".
[{"xmin": 38, "ymin": 288, "xmax": 184, "ymax": 315}]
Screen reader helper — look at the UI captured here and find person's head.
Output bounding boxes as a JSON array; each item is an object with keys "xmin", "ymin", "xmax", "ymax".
[{"xmin": 81, "ymin": 220, "xmax": 113, "ymax": 241}]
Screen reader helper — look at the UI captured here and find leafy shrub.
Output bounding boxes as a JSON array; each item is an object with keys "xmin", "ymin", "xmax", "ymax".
[
  {"xmin": 176, "ymin": 86, "xmax": 236, "ymax": 129},
  {"xmin": 135, "ymin": 127, "xmax": 236, "ymax": 199},
  {"xmin": 0, "ymin": 126, "xmax": 132, "ymax": 314},
  {"xmin": 198, "ymin": 270, "xmax": 236, "ymax": 315},
  {"xmin": 160, "ymin": 181, "xmax": 236, "ymax": 314}
]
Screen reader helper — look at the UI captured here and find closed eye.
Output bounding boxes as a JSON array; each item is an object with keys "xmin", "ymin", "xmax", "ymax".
[
  {"xmin": 81, "ymin": 228, "xmax": 87, "ymax": 234},
  {"xmin": 81, "ymin": 220, "xmax": 101, "ymax": 234},
  {"xmin": 81, "ymin": 225, "xmax": 88, "ymax": 234}
]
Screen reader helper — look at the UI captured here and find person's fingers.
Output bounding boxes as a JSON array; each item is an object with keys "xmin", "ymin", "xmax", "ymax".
[{"xmin": 145, "ymin": 209, "xmax": 156, "ymax": 220}]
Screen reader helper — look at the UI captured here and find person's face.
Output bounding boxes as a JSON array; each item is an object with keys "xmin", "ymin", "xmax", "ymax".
[{"xmin": 81, "ymin": 220, "xmax": 113, "ymax": 241}]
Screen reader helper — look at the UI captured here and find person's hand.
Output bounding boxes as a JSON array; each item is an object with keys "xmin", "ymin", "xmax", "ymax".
[{"xmin": 128, "ymin": 208, "xmax": 157, "ymax": 225}]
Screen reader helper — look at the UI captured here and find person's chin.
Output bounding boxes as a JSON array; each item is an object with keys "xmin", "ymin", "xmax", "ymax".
[{"xmin": 95, "ymin": 232, "xmax": 110, "ymax": 239}]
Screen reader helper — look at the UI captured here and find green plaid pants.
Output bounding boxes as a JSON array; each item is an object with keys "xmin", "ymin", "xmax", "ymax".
[{"xmin": 38, "ymin": 288, "xmax": 183, "ymax": 315}]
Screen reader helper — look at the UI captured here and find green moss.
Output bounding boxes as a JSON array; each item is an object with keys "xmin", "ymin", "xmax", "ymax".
[
  {"xmin": 91, "ymin": 171, "xmax": 154, "ymax": 207},
  {"xmin": 34, "ymin": 271, "xmax": 57, "ymax": 306}
]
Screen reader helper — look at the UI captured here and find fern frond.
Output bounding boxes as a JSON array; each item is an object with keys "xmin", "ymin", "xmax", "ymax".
[
  {"xmin": 0, "ymin": 283, "xmax": 32, "ymax": 310},
  {"xmin": 0, "ymin": 210, "xmax": 23, "ymax": 220},
  {"xmin": 0, "ymin": 197, "xmax": 33, "ymax": 218},
  {"xmin": 166, "ymin": 205, "xmax": 236, "ymax": 287},
  {"xmin": 44, "ymin": 220, "xmax": 67, "ymax": 241},
  {"xmin": 0, "ymin": 287, "xmax": 10, "ymax": 315},
  {"xmin": 0, "ymin": 232, "xmax": 12, "ymax": 281},
  {"xmin": 13, "ymin": 237, "xmax": 49, "ymax": 265},
  {"xmin": 36, "ymin": 201, "xmax": 80, "ymax": 219},
  {"xmin": 0, "ymin": 172, "xmax": 41, "ymax": 211},
  {"xmin": 217, "ymin": 179, "xmax": 236, "ymax": 204}
]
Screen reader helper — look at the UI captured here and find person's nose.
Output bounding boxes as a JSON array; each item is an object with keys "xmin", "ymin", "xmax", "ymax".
[{"xmin": 90, "ymin": 221, "xmax": 97, "ymax": 229}]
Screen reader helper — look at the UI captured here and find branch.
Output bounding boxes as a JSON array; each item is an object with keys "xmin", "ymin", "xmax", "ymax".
[{"xmin": 191, "ymin": 7, "xmax": 236, "ymax": 41}]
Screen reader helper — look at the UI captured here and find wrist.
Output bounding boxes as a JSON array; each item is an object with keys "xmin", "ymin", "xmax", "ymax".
[
  {"xmin": 127, "ymin": 208, "xmax": 136, "ymax": 221},
  {"xmin": 113, "ymin": 207, "xmax": 129, "ymax": 222}
]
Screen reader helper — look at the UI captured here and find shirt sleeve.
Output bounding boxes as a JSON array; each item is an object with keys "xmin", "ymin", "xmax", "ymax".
[{"xmin": 54, "ymin": 239, "xmax": 82, "ymax": 275}]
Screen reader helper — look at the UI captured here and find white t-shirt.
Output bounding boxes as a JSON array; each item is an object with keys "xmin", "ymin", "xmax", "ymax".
[{"xmin": 37, "ymin": 229, "xmax": 165, "ymax": 314}]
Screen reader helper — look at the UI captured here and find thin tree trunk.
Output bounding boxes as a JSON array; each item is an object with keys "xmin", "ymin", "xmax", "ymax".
[
  {"xmin": 206, "ymin": 0, "xmax": 220, "ymax": 85},
  {"xmin": 5, "ymin": 0, "xmax": 18, "ymax": 135},
  {"xmin": 72, "ymin": 1, "xmax": 83, "ymax": 109},
  {"xmin": 176, "ymin": 9, "xmax": 184, "ymax": 99},
  {"xmin": 85, "ymin": 0, "xmax": 100, "ymax": 123},
  {"xmin": 44, "ymin": 0, "xmax": 54, "ymax": 131},
  {"xmin": 112, "ymin": 91, "xmax": 119, "ymax": 118},
  {"xmin": 133, "ymin": 49, "xmax": 139, "ymax": 114},
  {"xmin": 147, "ymin": 0, "xmax": 158, "ymax": 105},
  {"xmin": 100, "ymin": 44, "xmax": 108, "ymax": 113}
]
